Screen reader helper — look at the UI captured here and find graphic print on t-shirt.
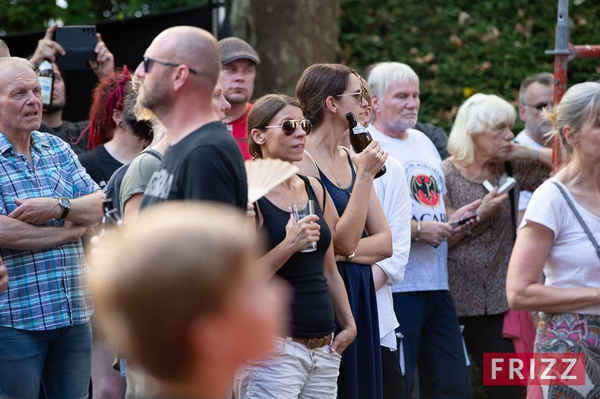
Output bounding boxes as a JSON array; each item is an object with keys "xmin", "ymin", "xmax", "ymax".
[
  {"xmin": 403, "ymin": 160, "xmax": 446, "ymax": 223},
  {"xmin": 144, "ymin": 169, "xmax": 174, "ymax": 200},
  {"xmin": 410, "ymin": 174, "xmax": 440, "ymax": 208}
]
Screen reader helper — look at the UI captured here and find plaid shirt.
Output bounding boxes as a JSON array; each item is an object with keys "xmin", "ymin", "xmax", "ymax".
[{"xmin": 0, "ymin": 131, "xmax": 99, "ymax": 331}]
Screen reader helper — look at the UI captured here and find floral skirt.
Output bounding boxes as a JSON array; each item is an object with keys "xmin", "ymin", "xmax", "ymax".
[{"xmin": 529, "ymin": 312, "xmax": 600, "ymax": 399}]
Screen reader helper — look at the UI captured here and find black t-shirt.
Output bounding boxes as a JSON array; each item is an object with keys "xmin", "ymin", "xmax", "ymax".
[
  {"xmin": 40, "ymin": 120, "xmax": 89, "ymax": 155},
  {"xmin": 257, "ymin": 175, "xmax": 335, "ymax": 338},
  {"xmin": 140, "ymin": 121, "xmax": 247, "ymax": 211},
  {"xmin": 78, "ymin": 144, "xmax": 124, "ymax": 190}
]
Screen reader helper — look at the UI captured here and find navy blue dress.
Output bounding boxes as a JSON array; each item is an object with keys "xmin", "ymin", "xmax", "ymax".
[{"xmin": 314, "ymin": 151, "xmax": 383, "ymax": 399}]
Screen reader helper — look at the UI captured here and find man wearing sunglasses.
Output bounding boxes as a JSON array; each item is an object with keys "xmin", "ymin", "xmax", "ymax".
[
  {"xmin": 136, "ymin": 26, "xmax": 247, "ymax": 212},
  {"xmin": 218, "ymin": 37, "xmax": 260, "ymax": 160},
  {"xmin": 515, "ymin": 73, "xmax": 554, "ymax": 223}
]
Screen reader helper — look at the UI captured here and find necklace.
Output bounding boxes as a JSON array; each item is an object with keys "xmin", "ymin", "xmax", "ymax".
[
  {"xmin": 274, "ymin": 181, "xmax": 296, "ymax": 210},
  {"xmin": 317, "ymin": 143, "xmax": 342, "ymax": 186}
]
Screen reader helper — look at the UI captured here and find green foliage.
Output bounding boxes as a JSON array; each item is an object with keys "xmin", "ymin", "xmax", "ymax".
[
  {"xmin": 340, "ymin": 0, "xmax": 600, "ymax": 133},
  {"xmin": 0, "ymin": 0, "xmax": 205, "ymax": 33},
  {"xmin": 0, "ymin": 0, "xmax": 61, "ymax": 33}
]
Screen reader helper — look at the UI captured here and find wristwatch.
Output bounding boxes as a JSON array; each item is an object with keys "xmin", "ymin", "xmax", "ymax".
[
  {"xmin": 57, "ymin": 197, "xmax": 71, "ymax": 220},
  {"xmin": 347, "ymin": 252, "xmax": 355, "ymax": 262}
]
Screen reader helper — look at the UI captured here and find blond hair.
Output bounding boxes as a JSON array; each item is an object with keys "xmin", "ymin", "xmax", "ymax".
[
  {"xmin": 90, "ymin": 202, "xmax": 255, "ymax": 382},
  {"xmin": 544, "ymin": 81, "xmax": 600, "ymax": 164},
  {"xmin": 448, "ymin": 93, "xmax": 516, "ymax": 163}
]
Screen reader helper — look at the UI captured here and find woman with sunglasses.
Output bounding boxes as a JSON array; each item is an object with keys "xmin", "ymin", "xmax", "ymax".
[
  {"xmin": 233, "ymin": 94, "xmax": 356, "ymax": 399},
  {"xmin": 295, "ymin": 63, "xmax": 392, "ymax": 399}
]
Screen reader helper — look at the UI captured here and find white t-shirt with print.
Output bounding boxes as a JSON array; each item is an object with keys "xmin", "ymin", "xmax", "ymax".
[{"xmin": 370, "ymin": 126, "xmax": 449, "ymax": 293}]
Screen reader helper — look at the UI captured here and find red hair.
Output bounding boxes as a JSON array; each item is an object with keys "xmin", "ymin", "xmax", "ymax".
[{"xmin": 78, "ymin": 66, "xmax": 132, "ymax": 151}]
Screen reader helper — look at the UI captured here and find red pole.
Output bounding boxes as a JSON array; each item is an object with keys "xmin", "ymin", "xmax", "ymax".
[
  {"xmin": 573, "ymin": 45, "xmax": 600, "ymax": 58},
  {"xmin": 547, "ymin": 1, "xmax": 600, "ymax": 170}
]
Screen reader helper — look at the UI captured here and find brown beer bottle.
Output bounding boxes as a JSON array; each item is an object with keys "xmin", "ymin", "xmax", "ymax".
[
  {"xmin": 346, "ymin": 112, "xmax": 386, "ymax": 178},
  {"xmin": 37, "ymin": 60, "xmax": 54, "ymax": 111}
]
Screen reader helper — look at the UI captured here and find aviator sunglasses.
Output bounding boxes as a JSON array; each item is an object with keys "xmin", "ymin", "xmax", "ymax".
[{"xmin": 263, "ymin": 119, "xmax": 313, "ymax": 136}]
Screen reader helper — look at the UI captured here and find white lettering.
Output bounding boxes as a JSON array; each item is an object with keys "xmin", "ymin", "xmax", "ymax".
[
  {"xmin": 509, "ymin": 358, "xmax": 524, "ymax": 380},
  {"xmin": 540, "ymin": 358, "xmax": 557, "ymax": 380},
  {"xmin": 145, "ymin": 170, "xmax": 174, "ymax": 199},
  {"xmin": 561, "ymin": 358, "xmax": 578, "ymax": 380},
  {"xmin": 491, "ymin": 358, "xmax": 504, "ymax": 379}
]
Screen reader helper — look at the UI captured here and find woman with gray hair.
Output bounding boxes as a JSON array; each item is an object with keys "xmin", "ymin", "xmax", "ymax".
[
  {"xmin": 443, "ymin": 93, "xmax": 551, "ymax": 399},
  {"xmin": 507, "ymin": 82, "xmax": 600, "ymax": 398}
]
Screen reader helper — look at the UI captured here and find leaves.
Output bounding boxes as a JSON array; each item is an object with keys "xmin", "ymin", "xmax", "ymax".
[
  {"xmin": 340, "ymin": 0, "xmax": 600, "ymax": 133},
  {"xmin": 0, "ymin": 0, "xmax": 206, "ymax": 34}
]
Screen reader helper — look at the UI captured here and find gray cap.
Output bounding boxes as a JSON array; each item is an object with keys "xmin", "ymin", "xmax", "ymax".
[{"xmin": 219, "ymin": 37, "xmax": 260, "ymax": 66}]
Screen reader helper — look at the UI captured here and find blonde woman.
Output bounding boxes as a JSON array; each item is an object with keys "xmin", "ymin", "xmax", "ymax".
[
  {"xmin": 507, "ymin": 82, "xmax": 600, "ymax": 398},
  {"xmin": 443, "ymin": 93, "xmax": 551, "ymax": 399}
]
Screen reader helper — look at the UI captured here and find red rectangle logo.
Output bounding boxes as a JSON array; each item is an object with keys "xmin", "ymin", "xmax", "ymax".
[{"xmin": 483, "ymin": 353, "xmax": 585, "ymax": 386}]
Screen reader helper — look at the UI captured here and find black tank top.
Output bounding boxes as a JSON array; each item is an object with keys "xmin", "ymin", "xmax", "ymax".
[{"xmin": 257, "ymin": 174, "xmax": 335, "ymax": 338}]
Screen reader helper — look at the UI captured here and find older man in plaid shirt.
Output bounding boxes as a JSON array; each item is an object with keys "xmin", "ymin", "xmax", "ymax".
[{"xmin": 0, "ymin": 57, "xmax": 104, "ymax": 398}]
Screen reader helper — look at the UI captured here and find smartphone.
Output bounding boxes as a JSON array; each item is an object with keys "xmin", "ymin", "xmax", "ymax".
[
  {"xmin": 449, "ymin": 212, "xmax": 478, "ymax": 229},
  {"xmin": 497, "ymin": 176, "xmax": 516, "ymax": 194},
  {"xmin": 54, "ymin": 26, "xmax": 97, "ymax": 70},
  {"xmin": 483, "ymin": 176, "xmax": 516, "ymax": 195}
]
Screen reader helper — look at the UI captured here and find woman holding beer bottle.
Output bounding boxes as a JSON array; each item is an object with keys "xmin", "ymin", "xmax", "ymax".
[{"xmin": 295, "ymin": 63, "xmax": 392, "ymax": 399}]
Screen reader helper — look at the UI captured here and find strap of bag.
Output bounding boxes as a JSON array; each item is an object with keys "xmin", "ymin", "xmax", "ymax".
[
  {"xmin": 551, "ymin": 181, "xmax": 600, "ymax": 259},
  {"xmin": 504, "ymin": 161, "xmax": 517, "ymax": 242}
]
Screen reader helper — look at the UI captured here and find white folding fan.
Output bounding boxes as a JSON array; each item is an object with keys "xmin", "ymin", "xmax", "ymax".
[{"xmin": 245, "ymin": 158, "xmax": 299, "ymax": 203}]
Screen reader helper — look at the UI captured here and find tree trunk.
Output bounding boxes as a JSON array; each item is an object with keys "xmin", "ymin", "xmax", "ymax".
[{"xmin": 230, "ymin": 0, "xmax": 340, "ymax": 98}]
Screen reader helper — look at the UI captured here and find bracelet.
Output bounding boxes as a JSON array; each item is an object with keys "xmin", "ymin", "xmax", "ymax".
[
  {"xmin": 531, "ymin": 148, "xmax": 539, "ymax": 163},
  {"xmin": 347, "ymin": 252, "xmax": 355, "ymax": 262},
  {"xmin": 414, "ymin": 220, "xmax": 421, "ymax": 242}
]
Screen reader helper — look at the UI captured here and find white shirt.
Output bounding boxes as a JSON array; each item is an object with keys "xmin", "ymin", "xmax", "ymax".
[
  {"xmin": 514, "ymin": 130, "xmax": 544, "ymax": 211},
  {"xmin": 373, "ymin": 156, "xmax": 412, "ymax": 349},
  {"xmin": 370, "ymin": 126, "xmax": 449, "ymax": 292},
  {"xmin": 521, "ymin": 178, "xmax": 600, "ymax": 315}
]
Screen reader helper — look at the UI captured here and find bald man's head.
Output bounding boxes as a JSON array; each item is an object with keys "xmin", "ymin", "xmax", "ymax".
[{"xmin": 153, "ymin": 26, "xmax": 221, "ymax": 90}]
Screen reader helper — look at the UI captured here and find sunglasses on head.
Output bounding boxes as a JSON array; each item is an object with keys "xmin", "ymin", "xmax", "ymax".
[
  {"xmin": 263, "ymin": 119, "xmax": 313, "ymax": 136},
  {"xmin": 523, "ymin": 102, "xmax": 552, "ymax": 111}
]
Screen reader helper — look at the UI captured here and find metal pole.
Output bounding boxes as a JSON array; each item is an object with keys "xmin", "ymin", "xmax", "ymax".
[
  {"xmin": 545, "ymin": 0, "xmax": 571, "ymax": 171},
  {"xmin": 211, "ymin": 0, "xmax": 227, "ymax": 39},
  {"xmin": 545, "ymin": 0, "xmax": 600, "ymax": 170}
]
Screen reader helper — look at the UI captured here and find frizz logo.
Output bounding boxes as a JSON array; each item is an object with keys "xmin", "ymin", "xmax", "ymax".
[
  {"xmin": 410, "ymin": 174, "xmax": 440, "ymax": 208},
  {"xmin": 483, "ymin": 353, "xmax": 585, "ymax": 386}
]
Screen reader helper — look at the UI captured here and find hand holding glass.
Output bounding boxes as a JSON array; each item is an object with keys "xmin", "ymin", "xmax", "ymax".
[{"xmin": 290, "ymin": 200, "xmax": 318, "ymax": 253}]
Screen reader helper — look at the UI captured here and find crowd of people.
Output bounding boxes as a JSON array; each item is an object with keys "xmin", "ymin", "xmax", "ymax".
[{"xmin": 0, "ymin": 19, "xmax": 598, "ymax": 399}]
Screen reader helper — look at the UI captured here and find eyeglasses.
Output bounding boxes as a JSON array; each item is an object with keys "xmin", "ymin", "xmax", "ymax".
[
  {"xmin": 263, "ymin": 119, "xmax": 313, "ymax": 136},
  {"xmin": 523, "ymin": 102, "xmax": 553, "ymax": 111},
  {"xmin": 335, "ymin": 89, "xmax": 363, "ymax": 102},
  {"xmin": 142, "ymin": 56, "xmax": 198, "ymax": 75}
]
